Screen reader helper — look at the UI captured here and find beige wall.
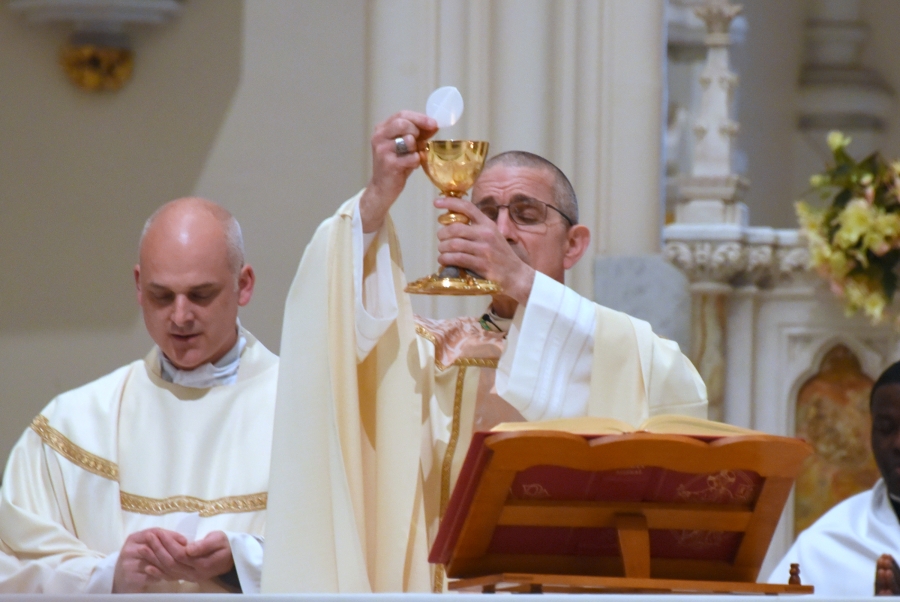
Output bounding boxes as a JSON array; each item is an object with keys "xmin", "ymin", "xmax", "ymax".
[
  {"xmin": 0, "ymin": 0, "xmax": 368, "ymax": 459},
  {"xmin": 731, "ymin": 0, "xmax": 805, "ymax": 229}
]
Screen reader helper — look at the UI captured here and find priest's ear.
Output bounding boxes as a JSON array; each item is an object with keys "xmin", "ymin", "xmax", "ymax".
[
  {"xmin": 134, "ymin": 264, "xmax": 142, "ymax": 304},
  {"xmin": 237, "ymin": 264, "xmax": 255, "ymax": 307},
  {"xmin": 563, "ymin": 224, "xmax": 591, "ymax": 271}
]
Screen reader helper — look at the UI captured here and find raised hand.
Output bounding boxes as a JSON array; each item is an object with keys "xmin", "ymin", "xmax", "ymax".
[{"xmin": 359, "ymin": 111, "xmax": 438, "ymax": 233}]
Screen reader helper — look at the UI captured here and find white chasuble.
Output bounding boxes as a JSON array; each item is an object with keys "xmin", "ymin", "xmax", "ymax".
[
  {"xmin": 0, "ymin": 330, "xmax": 277, "ymax": 593},
  {"xmin": 768, "ymin": 480, "xmax": 900, "ymax": 597},
  {"xmin": 262, "ymin": 193, "xmax": 708, "ymax": 594}
]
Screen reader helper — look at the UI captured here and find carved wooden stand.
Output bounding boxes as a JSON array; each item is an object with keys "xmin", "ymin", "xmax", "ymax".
[{"xmin": 432, "ymin": 431, "xmax": 815, "ymax": 595}]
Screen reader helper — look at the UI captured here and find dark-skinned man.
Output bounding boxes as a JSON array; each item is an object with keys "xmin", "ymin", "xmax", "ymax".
[
  {"xmin": 263, "ymin": 111, "xmax": 708, "ymax": 593},
  {"xmin": 769, "ymin": 360, "xmax": 900, "ymax": 596}
]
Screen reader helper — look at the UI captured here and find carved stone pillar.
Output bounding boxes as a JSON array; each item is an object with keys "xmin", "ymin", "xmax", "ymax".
[
  {"xmin": 794, "ymin": 0, "xmax": 893, "ymax": 194},
  {"xmin": 663, "ymin": 0, "xmax": 818, "ymax": 423},
  {"xmin": 664, "ymin": 0, "xmax": 745, "ymax": 421}
]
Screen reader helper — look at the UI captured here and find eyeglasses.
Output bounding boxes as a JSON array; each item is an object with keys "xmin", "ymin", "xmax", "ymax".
[{"xmin": 475, "ymin": 197, "xmax": 574, "ymax": 227}]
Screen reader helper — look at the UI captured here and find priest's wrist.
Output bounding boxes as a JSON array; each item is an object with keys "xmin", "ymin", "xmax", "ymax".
[
  {"xmin": 504, "ymin": 265, "xmax": 534, "ymax": 306},
  {"xmin": 360, "ymin": 186, "xmax": 391, "ymax": 234}
]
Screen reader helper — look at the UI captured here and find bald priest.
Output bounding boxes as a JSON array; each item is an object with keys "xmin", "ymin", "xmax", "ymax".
[
  {"xmin": 0, "ymin": 199, "xmax": 277, "ymax": 594},
  {"xmin": 262, "ymin": 111, "xmax": 709, "ymax": 593}
]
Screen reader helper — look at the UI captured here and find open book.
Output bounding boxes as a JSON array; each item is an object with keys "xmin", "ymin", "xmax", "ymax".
[{"xmin": 491, "ymin": 413, "xmax": 759, "ymax": 437}]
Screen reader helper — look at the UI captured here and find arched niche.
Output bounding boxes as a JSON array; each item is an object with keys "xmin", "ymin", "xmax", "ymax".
[{"xmin": 793, "ymin": 343, "xmax": 879, "ymax": 536}]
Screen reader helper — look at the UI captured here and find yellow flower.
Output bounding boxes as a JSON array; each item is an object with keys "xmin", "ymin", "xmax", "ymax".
[
  {"xmin": 864, "ymin": 290, "xmax": 887, "ymax": 323},
  {"xmin": 863, "ymin": 210, "xmax": 900, "ymax": 255},
  {"xmin": 827, "ymin": 131, "xmax": 852, "ymax": 152},
  {"xmin": 874, "ymin": 211, "xmax": 900, "ymax": 238},
  {"xmin": 809, "ymin": 174, "xmax": 830, "ymax": 188},
  {"xmin": 833, "ymin": 199, "xmax": 873, "ymax": 249},
  {"xmin": 844, "ymin": 279, "xmax": 868, "ymax": 310},
  {"xmin": 796, "ymin": 201, "xmax": 824, "ymax": 232},
  {"xmin": 827, "ymin": 250, "xmax": 852, "ymax": 278}
]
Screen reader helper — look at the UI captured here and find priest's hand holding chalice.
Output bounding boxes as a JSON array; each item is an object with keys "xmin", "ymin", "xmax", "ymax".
[{"xmin": 358, "ymin": 87, "xmax": 501, "ymax": 296}]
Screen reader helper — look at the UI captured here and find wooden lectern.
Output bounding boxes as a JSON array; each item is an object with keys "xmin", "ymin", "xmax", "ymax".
[{"xmin": 429, "ymin": 430, "xmax": 814, "ymax": 594}]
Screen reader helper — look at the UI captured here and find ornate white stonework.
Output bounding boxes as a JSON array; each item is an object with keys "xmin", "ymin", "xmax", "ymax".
[{"xmin": 664, "ymin": 225, "xmax": 812, "ymax": 289}]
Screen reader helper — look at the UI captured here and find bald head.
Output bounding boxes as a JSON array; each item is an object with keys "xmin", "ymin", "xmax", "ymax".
[
  {"xmin": 140, "ymin": 197, "xmax": 245, "ymax": 279},
  {"xmin": 135, "ymin": 197, "xmax": 255, "ymax": 370}
]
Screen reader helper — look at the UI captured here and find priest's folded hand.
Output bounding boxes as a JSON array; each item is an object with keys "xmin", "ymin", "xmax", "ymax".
[
  {"xmin": 184, "ymin": 530, "xmax": 235, "ymax": 584},
  {"xmin": 113, "ymin": 528, "xmax": 235, "ymax": 592}
]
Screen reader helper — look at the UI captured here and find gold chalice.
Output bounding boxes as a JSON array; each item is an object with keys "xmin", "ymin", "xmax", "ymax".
[{"xmin": 405, "ymin": 140, "xmax": 501, "ymax": 296}]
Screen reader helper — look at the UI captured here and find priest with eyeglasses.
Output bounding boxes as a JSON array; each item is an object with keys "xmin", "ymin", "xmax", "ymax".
[{"xmin": 263, "ymin": 110, "xmax": 709, "ymax": 593}]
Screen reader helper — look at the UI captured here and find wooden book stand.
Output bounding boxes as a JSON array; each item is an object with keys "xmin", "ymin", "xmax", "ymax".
[{"xmin": 429, "ymin": 430, "xmax": 814, "ymax": 594}]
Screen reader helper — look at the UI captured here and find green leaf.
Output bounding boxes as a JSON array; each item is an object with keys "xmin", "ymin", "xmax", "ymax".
[
  {"xmin": 880, "ymin": 249, "xmax": 900, "ymax": 302},
  {"xmin": 832, "ymin": 188, "xmax": 852, "ymax": 209}
]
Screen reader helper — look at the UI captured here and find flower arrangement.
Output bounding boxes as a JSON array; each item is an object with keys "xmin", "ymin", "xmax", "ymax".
[{"xmin": 797, "ymin": 132, "xmax": 900, "ymax": 325}]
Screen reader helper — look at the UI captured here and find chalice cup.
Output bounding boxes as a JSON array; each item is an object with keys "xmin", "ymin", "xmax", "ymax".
[{"xmin": 405, "ymin": 140, "xmax": 502, "ymax": 296}]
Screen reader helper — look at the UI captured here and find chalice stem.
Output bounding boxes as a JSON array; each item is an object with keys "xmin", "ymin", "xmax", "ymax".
[
  {"xmin": 438, "ymin": 210, "xmax": 470, "ymax": 226},
  {"xmin": 437, "ymin": 266, "xmax": 486, "ymax": 281}
]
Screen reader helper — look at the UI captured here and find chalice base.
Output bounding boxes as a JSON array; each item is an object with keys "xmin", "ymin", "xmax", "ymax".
[{"xmin": 405, "ymin": 266, "xmax": 501, "ymax": 296}]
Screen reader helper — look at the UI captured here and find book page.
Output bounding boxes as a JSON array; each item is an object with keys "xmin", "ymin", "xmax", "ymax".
[
  {"xmin": 639, "ymin": 414, "xmax": 760, "ymax": 436},
  {"xmin": 491, "ymin": 415, "xmax": 760, "ymax": 436},
  {"xmin": 491, "ymin": 416, "xmax": 637, "ymax": 435}
]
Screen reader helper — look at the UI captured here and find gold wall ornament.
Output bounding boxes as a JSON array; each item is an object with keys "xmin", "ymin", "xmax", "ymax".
[
  {"xmin": 60, "ymin": 43, "xmax": 134, "ymax": 91},
  {"xmin": 9, "ymin": 0, "xmax": 182, "ymax": 92}
]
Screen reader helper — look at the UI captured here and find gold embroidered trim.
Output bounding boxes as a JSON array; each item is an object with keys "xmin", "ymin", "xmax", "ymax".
[
  {"xmin": 416, "ymin": 325, "xmax": 449, "ymax": 370},
  {"xmin": 454, "ymin": 357, "xmax": 499, "ymax": 369},
  {"xmin": 30, "ymin": 415, "xmax": 119, "ymax": 481},
  {"xmin": 434, "ymin": 365, "xmax": 468, "ymax": 593},
  {"xmin": 433, "ymin": 563, "xmax": 446, "ymax": 594},
  {"xmin": 415, "ymin": 324, "xmax": 438, "ymax": 347},
  {"xmin": 120, "ymin": 491, "xmax": 267, "ymax": 517},
  {"xmin": 29, "ymin": 416, "xmax": 266, "ymax": 518},
  {"xmin": 416, "ymin": 324, "xmax": 501, "ymax": 372}
]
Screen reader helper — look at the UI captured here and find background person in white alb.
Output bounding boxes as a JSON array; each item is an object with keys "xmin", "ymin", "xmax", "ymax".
[
  {"xmin": 0, "ymin": 198, "xmax": 275, "ymax": 594},
  {"xmin": 770, "ymin": 360, "xmax": 900, "ymax": 596}
]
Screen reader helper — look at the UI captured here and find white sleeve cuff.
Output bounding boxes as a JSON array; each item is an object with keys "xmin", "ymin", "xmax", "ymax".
[
  {"xmin": 496, "ymin": 272, "xmax": 594, "ymax": 421},
  {"xmin": 224, "ymin": 532, "xmax": 264, "ymax": 594},
  {"xmin": 85, "ymin": 552, "xmax": 117, "ymax": 594},
  {"xmin": 352, "ymin": 200, "xmax": 399, "ymax": 362}
]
